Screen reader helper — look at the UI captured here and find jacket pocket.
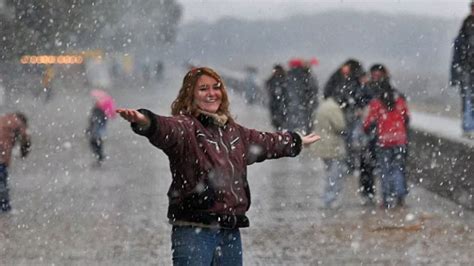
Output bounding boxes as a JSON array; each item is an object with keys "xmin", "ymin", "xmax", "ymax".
[{"xmin": 181, "ymin": 179, "xmax": 216, "ymax": 210}]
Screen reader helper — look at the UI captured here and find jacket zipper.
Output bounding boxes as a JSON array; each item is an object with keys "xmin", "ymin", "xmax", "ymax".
[{"xmin": 218, "ymin": 128, "xmax": 239, "ymax": 205}]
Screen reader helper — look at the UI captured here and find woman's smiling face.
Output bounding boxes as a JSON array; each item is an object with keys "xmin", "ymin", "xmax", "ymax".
[{"xmin": 193, "ymin": 75, "xmax": 222, "ymax": 113}]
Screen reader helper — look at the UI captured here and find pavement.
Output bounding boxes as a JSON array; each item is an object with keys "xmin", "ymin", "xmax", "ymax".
[{"xmin": 0, "ymin": 67, "xmax": 472, "ymax": 265}]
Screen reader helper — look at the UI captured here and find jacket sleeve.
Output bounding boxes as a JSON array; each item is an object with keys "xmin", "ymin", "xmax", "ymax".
[
  {"xmin": 130, "ymin": 109, "xmax": 188, "ymax": 154},
  {"xmin": 307, "ymin": 75, "xmax": 319, "ymax": 109},
  {"xmin": 451, "ymin": 35, "xmax": 464, "ymax": 85},
  {"xmin": 363, "ymin": 101, "xmax": 379, "ymax": 133},
  {"xmin": 329, "ymin": 106, "xmax": 346, "ymax": 135},
  {"xmin": 240, "ymin": 126, "xmax": 302, "ymax": 165},
  {"xmin": 458, "ymin": 17, "xmax": 472, "ymax": 70},
  {"xmin": 397, "ymin": 97, "xmax": 410, "ymax": 127}
]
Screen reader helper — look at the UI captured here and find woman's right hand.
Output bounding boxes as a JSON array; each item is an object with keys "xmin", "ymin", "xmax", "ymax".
[
  {"xmin": 302, "ymin": 133, "xmax": 321, "ymax": 147},
  {"xmin": 116, "ymin": 108, "xmax": 150, "ymax": 128}
]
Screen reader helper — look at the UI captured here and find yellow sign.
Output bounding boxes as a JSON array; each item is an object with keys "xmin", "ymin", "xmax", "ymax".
[{"xmin": 20, "ymin": 55, "xmax": 84, "ymax": 65}]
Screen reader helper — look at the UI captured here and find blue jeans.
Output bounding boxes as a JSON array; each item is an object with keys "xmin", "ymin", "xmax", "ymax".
[
  {"xmin": 89, "ymin": 137, "xmax": 104, "ymax": 162},
  {"xmin": 0, "ymin": 164, "xmax": 10, "ymax": 212},
  {"xmin": 461, "ymin": 75, "xmax": 474, "ymax": 132},
  {"xmin": 344, "ymin": 117, "xmax": 364, "ymax": 173},
  {"xmin": 376, "ymin": 146, "xmax": 407, "ymax": 207},
  {"xmin": 322, "ymin": 159, "xmax": 347, "ymax": 207},
  {"xmin": 171, "ymin": 226, "xmax": 242, "ymax": 266}
]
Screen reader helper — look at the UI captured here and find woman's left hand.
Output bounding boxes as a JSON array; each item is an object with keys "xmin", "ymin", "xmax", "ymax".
[{"xmin": 302, "ymin": 133, "xmax": 321, "ymax": 147}]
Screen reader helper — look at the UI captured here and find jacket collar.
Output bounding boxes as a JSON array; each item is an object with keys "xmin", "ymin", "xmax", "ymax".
[{"xmin": 196, "ymin": 109, "xmax": 228, "ymax": 127}]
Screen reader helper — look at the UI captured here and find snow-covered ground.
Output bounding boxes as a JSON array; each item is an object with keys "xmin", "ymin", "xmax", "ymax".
[
  {"xmin": 411, "ymin": 111, "xmax": 474, "ymax": 147},
  {"xmin": 0, "ymin": 67, "xmax": 472, "ymax": 264}
]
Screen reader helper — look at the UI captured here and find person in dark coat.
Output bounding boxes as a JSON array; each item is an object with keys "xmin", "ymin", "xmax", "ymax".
[
  {"xmin": 286, "ymin": 59, "xmax": 319, "ymax": 134},
  {"xmin": 452, "ymin": 2, "xmax": 474, "ymax": 139},
  {"xmin": 324, "ymin": 59, "xmax": 364, "ymax": 101},
  {"xmin": 324, "ymin": 59, "xmax": 366, "ymax": 174},
  {"xmin": 265, "ymin": 64, "xmax": 289, "ymax": 130},
  {"xmin": 451, "ymin": 35, "xmax": 463, "ymax": 87},
  {"xmin": 116, "ymin": 66, "xmax": 321, "ymax": 265},
  {"xmin": 357, "ymin": 64, "xmax": 385, "ymax": 204}
]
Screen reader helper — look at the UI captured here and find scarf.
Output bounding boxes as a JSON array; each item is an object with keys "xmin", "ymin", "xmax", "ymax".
[{"xmin": 197, "ymin": 109, "xmax": 228, "ymax": 127}]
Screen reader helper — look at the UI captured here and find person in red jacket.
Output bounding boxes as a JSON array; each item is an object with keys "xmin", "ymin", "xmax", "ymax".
[
  {"xmin": 363, "ymin": 79, "xmax": 409, "ymax": 209},
  {"xmin": 117, "ymin": 66, "xmax": 320, "ymax": 265}
]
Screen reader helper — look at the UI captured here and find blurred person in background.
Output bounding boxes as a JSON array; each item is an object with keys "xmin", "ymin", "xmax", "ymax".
[
  {"xmin": 155, "ymin": 60, "xmax": 164, "ymax": 81},
  {"xmin": 0, "ymin": 112, "xmax": 31, "ymax": 213},
  {"xmin": 142, "ymin": 62, "xmax": 151, "ymax": 85},
  {"xmin": 310, "ymin": 93, "xmax": 348, "ymax": 209},
  {"xmin": 451, "ymin": 1, "xmax": 474, "ymax": 139},
  {"xmin": 324, "ymin": 59, "xmax": 366, "ymax": 175},
  {"xmin": 116, "ymin": 66, "xmax": 320, "ymax": 265},
  {"xmin": 0, "ymin": 75, "xmax": 5, "ymax": 107},
  {"xmin": 363, "ymin": 79, "xmax": 409, "ymax": 209},
  {"xmin": 324, "ymin": 59, "xmax": 366, "ymax": 103},
  {"xmin": 362, "ymin": 64, "xmax": 409, "ymax": 205},
  {"xmin": 41, "ymin": 65, "xmax": 55, "ymax": 103},
  {"xmin": 357, "ymin": 63, "xmax": 388, "ymax": 204},
  {"xmin": 286, "ymin": 58, "xmax": 319, "ymax": 134},
  {"xmin": 243, "ymin": 66, "xmax": 259, "ymax": 105},
  {"xmin": 265, "ymin": 64, "xmax": 289, "ymax": 130},
  {"xmin": 86, "ymin": 89, "xmax": 116, "ymax": 167}
]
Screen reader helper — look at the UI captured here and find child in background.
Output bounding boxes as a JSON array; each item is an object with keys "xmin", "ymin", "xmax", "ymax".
[
  {"xmin": 363, "ymin": 79, "xmax": 409, "ymax": 209},
  {"xmin": 310, "ymin": 95, "xmax": 348, "ymax": 208},
  {"xmin": 86, "ymin": 89, "xmax": 116, "ymax": 166}
]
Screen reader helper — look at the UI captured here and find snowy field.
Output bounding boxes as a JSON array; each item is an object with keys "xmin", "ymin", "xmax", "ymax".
[{"xmin": 0, "ymin": 67, "xmax": 473, "ymax": 265}]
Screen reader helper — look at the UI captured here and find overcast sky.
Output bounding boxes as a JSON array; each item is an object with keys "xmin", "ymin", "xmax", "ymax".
[{"xmin": 178, "ymin": 0, "xmax": 471, "ymax": 24}]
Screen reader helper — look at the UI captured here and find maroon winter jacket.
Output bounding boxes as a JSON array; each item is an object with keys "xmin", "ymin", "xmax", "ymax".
[{"xmin": 132, "ymin": 109, "xmax": 302, "ymax": 228}]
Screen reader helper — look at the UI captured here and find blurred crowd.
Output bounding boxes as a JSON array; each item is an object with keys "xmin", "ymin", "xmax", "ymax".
[{"xmin": 259, "ymin": 58, "xmax": 410, "ymax": 209}]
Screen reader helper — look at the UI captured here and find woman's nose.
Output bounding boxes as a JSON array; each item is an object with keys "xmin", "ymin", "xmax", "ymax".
[{"xmin": 208, "ymin": 89, "xmax": 217, "ymax": 97}]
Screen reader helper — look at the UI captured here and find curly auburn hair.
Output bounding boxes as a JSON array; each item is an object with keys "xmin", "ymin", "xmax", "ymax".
[{"xmin": 171, "ymin": 66, "xmax": 233, "ymax": 122}]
